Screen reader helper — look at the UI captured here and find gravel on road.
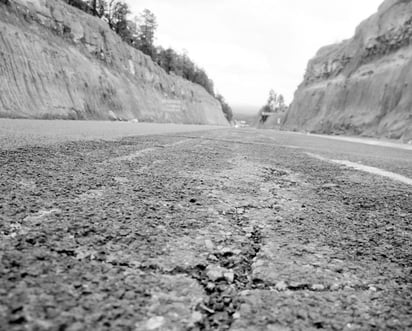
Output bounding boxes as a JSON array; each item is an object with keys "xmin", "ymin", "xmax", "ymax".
[{"xmin": 0, "ymin": 128, "xmax": 411, "ymax": 331}]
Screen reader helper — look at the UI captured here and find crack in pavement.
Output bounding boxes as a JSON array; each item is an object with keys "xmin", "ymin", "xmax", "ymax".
[
  {"xmin": 137, "ymin": 223, "xmax": 264, "ymax": 330},
  {"xmin": 1, "ymin": 129, "xmax": 410, "ymax": 331}
]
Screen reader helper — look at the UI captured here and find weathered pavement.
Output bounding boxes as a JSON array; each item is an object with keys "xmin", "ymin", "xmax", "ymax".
[{"xmin": 1, "ymin": 128, "xmax": 411, "ymax": 330}]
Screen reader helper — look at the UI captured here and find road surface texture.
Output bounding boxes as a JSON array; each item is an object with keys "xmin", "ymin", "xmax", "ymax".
[
  {"xmin": 1, "ymin": 124, "xmax": 411, "ymax": 331},
  {"xmin": 0, "ymin": 119, "xmax": 225, "ymax": 150}
]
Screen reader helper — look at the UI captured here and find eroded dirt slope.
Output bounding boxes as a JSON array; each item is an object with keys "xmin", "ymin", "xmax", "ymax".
[{"xmin": 0, "ymin": 129, "xmax": 411, "ymax": 330}]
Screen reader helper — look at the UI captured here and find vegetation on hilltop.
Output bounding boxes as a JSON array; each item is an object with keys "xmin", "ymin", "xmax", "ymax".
[
  {"xmin": 259, "ymin": 89, "xmax": 288, "ymax": 123},
  {"xmin": 62, "ymin": 0, "xmax": 233, "ymax": 122},
  {"xmin": 215, "ymin": 94, "xmax": 233, "ymax": 122}
]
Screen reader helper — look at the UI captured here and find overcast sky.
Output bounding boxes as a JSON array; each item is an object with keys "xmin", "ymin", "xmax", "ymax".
[{"xmin": 127, "ymin": 0, "xmax": 383, "ymax": 113}]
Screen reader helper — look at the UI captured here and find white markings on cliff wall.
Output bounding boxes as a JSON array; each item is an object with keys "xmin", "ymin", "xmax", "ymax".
[
  {"xmin": 129, "ymin": 60, "xmax": 135, "ymax": 75},
  {"xmin": 162, "ymin": 99, "xmax": 183, "ymax": 112},
  {"xmin": 306, "ymin": 153, "xmax": 412, "ymax": 186}
]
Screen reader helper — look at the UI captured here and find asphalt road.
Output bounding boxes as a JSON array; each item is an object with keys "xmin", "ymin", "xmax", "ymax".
[
  {"xmin": 0, "ymin": 123, "xmax": 411, "ymax": 330},
  {"xmin": 0, "ymin": 119, "xmax": 225, "ymax": 149},
  {"xmin": 241, "ymin": 129, "xmax": 412, "ymax": 179}
]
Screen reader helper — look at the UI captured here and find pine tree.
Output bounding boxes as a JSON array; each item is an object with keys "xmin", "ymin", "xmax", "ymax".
[{"xmin": 137, "ymin": 9, "xmax": 158, "ymax": 58}]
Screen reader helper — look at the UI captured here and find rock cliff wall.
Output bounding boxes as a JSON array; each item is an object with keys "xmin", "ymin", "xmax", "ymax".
[
  {"xmin": 283, "ymin": 0, "xmax": 412, "ymax": 141},
  {"xmin": 0, "ymin": 0, "xmax": 228, "ymax": 125}
]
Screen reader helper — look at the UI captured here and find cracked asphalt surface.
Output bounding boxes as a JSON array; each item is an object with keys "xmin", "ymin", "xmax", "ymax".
[{"xmin": 0, "ymin": 124, "xmax": 411, "ymax": 330}]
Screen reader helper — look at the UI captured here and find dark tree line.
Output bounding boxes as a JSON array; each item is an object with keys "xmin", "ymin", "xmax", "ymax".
[
  {"xmin": 154, "ymin": 48, "xmax": 215, "ymax": 96},
  {"xmin": 216, "ymin": 94, "xmax": 233, "ymax": 122},
  {"xmin": 259, "ymin": 90, "xmax": 287, "ymax": 123},
  {"xmin": 63, "ymin": 1, "xmax": 149, "ymax": 50},
  {"xmin": 261, "ymin": 90, "xmax": 287, "ymax": 113},
  {"xmin": 62, "ymin": 0, "xmax": 233, "ymax": 121}
]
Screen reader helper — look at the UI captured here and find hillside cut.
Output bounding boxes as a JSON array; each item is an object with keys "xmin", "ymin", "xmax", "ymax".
[
  {"xmin": 283, "ymin": 0, "xmax": 412, "ymax": 141},
  {"xmin": 0, "ymin": 0, "xmax": 228, "ymax": 125}
]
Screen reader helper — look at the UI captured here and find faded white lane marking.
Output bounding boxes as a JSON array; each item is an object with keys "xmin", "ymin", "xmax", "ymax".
[
  {"xmin": 77, "ymin": 189, "xmax": 105, "ymax": 200},
  {"xmin": 114, "ymin": 176, "xmax": 129, "ymax": 184},
  {"xmin": 2, "ymin": 209, "xmax": 63, "ymax": 238},
  {"xmin": 306, "ymin": 153, "xmax": 412, "ymax": 186},
  {"xmin": 112, "ymin": 147, "xmax": 158, "ymax": 162},
  {"xmin": 23, "ymin": 209, "xmax": 62, "ymax": 222},
  {"xmin": 265, "ymin": 131, "xmax": 412, "ymax": 151},
  {"xmin": 306, "ymin": 133, "xmax": 412, "ymax": 151},
  {"xmin": 109, "ymin": 139, "xmax": 193, "ymax": 162},
  {"xmin": 67, "ymin": 139, "xmax": 194, "ymax": 203}
]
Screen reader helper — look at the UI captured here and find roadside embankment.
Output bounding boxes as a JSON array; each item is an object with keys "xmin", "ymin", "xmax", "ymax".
[
  {"xmin": 283, "ymin": 0, "xmax": 412, "ymax": 142},
  {"xmin": 0, "ymin": 0, "xmax": 228, "ymax": 125}
]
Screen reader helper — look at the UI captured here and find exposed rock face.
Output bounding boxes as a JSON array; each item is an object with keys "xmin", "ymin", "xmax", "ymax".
[
  {"xmin": 283, "ymin": 0, "xmax": 412, "ymax": 141},
  {"xmin": 0, "ymin": 0, "xmax": 228, "ymax": 125}
]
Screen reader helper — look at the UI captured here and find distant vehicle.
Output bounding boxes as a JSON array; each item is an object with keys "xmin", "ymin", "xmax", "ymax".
[{"xmin": 234, "ymin": 120, "xmax": 249, "ymax": 128}]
